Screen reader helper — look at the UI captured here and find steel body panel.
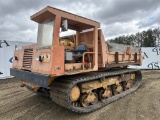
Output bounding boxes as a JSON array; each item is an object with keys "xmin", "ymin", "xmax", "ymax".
[{"xmin": 10, "ymin": 68, "xmax": 49, "ymax": 88}]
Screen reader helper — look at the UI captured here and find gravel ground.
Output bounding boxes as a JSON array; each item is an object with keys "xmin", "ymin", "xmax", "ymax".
[{"xmin": 0, "ymin": 70, "xmax": 160, "ymax": 120}]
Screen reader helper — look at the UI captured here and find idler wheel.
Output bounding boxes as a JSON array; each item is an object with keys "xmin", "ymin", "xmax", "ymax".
[{"xmin": 70, "ymin": 86, "xmax": 80, "ymax": 102}]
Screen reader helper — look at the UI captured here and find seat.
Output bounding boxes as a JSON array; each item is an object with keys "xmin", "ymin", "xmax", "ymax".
[
  {"xmin": 71, "ymin": 45, "xmax": 87, "ymax": 53},
  {"xmin": 72, "ymin": 45, "xmax": 87, "ymax": 62}
]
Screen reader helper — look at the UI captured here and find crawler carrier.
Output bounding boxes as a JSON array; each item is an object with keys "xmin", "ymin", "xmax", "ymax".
[{"xmin": 11, "ymin": 6, "xmax": 142, "ymax": 113}]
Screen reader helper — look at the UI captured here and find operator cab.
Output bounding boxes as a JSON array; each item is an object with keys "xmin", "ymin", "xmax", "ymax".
[
  {"xmin": 59, "ymin": 19, "xmax": 97, "ymax": 72},
  {"xmin": 59, "ymin": 20, "xmax": 90, "ymax": 65},
  {"xmin": 31, "ymin": 6, "xmax": 100, "ymax": 73}
]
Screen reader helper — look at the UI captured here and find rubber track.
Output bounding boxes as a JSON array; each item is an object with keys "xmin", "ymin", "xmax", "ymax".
[{"xmin": 50, "ymin": 68, "xmax": 142, "ymax": 113}]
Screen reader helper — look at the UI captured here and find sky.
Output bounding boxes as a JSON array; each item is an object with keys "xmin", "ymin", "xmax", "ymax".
[{"xmin": 0, "ymin": 0, "xmax": 160, "ymax": 43}]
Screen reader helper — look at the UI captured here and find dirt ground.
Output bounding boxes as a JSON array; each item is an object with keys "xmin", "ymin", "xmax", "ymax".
[{"xmin": 0, "ymin": 70, "xmax": 160, "ymax": 120}]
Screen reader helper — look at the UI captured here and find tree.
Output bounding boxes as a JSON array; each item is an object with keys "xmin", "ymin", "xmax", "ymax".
[{"xmin": 107, "ymin": 28, "xmax": 160, "ymax": 47}]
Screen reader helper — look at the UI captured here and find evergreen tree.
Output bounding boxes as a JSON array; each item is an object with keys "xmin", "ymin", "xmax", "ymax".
[{"xmin": 107, "ymin": 28, "xmax": 160, "ymax": 47}]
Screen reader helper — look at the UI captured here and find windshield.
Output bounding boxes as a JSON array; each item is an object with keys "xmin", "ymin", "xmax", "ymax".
[{"xmin": 37, "ymin": 18, "xmax": 55, "ymax": 48}]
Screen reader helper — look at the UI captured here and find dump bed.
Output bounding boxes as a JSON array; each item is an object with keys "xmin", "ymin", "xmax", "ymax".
[
  {"xmin": 107, "ymin": 42, "xmax": 140, "ymax": 53},
  {"xmin": 101, "ymin": 42, "xmax": 142, "ymax": 68}
]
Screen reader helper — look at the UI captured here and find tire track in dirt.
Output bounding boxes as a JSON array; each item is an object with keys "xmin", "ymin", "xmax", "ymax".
[
  {"xmin": 0, "ymin": 94, "xmax": 42, "ymax": 116},
  {"xmin": 0, "ymin": 91, "xmax": 33, "ymax": 107},
  {"xmin": 18, "ymin": 98, "xmax": 58, "ymax": 120},
  {"xmin": 10, "ymin": 103, "xmax": 41, "ymax": 120},
  {"xmin": 34, "ymin": 108, "xmax": 53, "ymax": 120},
  {"xmin": 0, "ymin": 95, "xmax": 46, "ymax": 120},
  {"xmin": 0, "ymin": 83, "xmax": 20, "ymax": 91},
  {"xmin": 37, "ymin": 106, "xmax": 62, "ymax": 120},
  {"xmin": 0, "ymin": 90, "xmax": 24, "ymax": 101},
  {"xmin": 32, "ymin": 100, "xmax": 61, "ymax": 120},
  {"xmin": 0, "ymin": 87, "xmax": 25, "ymax": 97}
]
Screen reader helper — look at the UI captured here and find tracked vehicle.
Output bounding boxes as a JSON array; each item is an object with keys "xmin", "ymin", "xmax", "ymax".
[{"xmin": 10, "ymin": 6, "xmax": 142, "ymax": 113}]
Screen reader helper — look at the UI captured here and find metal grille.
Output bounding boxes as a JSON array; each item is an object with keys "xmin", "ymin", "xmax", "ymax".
[{"xmin": 22, "ymin": 48, "xmax": 33, "ymax": 70}]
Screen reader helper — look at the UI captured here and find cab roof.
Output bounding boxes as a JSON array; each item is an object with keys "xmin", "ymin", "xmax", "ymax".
[{"xmin": 31, "ymin": 6, "xmax": 100, "ymax": 31}]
